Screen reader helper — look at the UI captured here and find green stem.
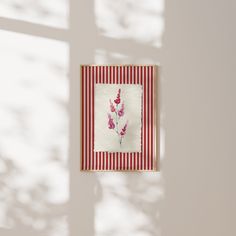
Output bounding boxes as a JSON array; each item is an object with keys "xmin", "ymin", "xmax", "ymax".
[
  {"xmin": 120, "ymin": 137, "xmax": 123, "ymax": 145},
  {"xmin": 115, "ymin": 104, "xmax": 122, "ymax": 146},
  {"xmin": 115, "ymin": 104, "xmax": 119, "ymax": 133}
]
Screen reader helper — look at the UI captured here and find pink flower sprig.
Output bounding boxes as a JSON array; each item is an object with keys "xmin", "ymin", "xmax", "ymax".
[
  {"xmin": 120, "ymin": 122, "xmax": 128, "ymax": 137},
  {"xmin": 109, "ymin": 99, "xmax": 116, "ymax": 112},
  {"xmin": 119, "ymin": 121, "xmax": 128, "ymax": 145},
  {"xmin": 114, "ymin": 88, "xmax": 121, "ymax": 104},
  {"xmin": 108, "ymin": 114, "xmax": 115, "ymax": 129},
  {"xmin": 118, "ymin": 103, "xmax": 124, "ymax": 117},
  {"xmin": 107, "ymin": 89, "xmax": 128, "ymax": 146}
]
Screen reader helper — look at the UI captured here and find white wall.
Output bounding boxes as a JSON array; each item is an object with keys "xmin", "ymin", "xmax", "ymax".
[
  {"xmin": 70, "ymin": 0, "xmax": 236, "ymax": 236},
  {"xmin": 0, "ymin": 0, "xmax": 235, "ymax": 236},
  {"xmin": 161, "ymin": 1, "xmax": 236, "ymax": 235}
]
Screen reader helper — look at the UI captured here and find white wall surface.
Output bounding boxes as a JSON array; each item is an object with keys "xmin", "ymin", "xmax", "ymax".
[
  {"xmin": 162, "ymin": 1, "xmax": 236, "ymax": 235},
  {"xmin": 0, "ymin": 0, "xmax": 235, "ymax": 236}
]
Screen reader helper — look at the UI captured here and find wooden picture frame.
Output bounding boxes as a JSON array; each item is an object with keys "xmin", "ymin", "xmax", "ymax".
[{"xmin": 80, "ymin": 65, "xmax": 159, "ymax": 171}]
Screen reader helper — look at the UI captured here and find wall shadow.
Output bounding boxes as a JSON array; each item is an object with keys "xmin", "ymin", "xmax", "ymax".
[
  {"xmin": 69, "ymin": 0, "xmax": 164, "ymax": 235},
  {"xmin": 0, "ymin": 0, "xmax": 164, "ymax": 235},
  {"xmin": 0, "ymin": 157, "xmax": 68, "ymax": 236},
  {"xmin": 160, "ymin": 1, "xmax": 236, "ymax": 236},
  {"xmin": 0, "ymin": 26, "xmax": 69, "ymax": 236}
]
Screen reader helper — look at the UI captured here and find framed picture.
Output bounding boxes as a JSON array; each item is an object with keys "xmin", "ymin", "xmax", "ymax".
[{"xmin": 80, "ymin": 65, "xmax": 159, "ymax": 171}]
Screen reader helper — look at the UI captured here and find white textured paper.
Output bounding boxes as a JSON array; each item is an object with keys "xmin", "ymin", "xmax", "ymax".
[{"xmin": 94, "ymin": 84, "xmax": 142, "ymax": 152}]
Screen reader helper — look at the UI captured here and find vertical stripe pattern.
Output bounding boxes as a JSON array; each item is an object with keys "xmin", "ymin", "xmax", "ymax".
[{"xmin": 81, "ymin": 65, "xmax": 157, "ymax": 171}]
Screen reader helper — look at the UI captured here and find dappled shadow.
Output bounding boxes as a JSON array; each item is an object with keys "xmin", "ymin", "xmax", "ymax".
[
  {"xmin": 0, "ymin": 30, "xmax": 69, "ymax": 236},
  {"xmin": 93, "ymin": 0, "xmax": 165, "ymax": 235},
  {"xmin": 0, "ymin": 0, "xmax": 68, "ymax": 28},
  {"xmin": 95, "ymin": 173, "xmax": 163, "ymax": 236},
  {"xmin": 0, "ymin": 156, "xmax": 68, "ymax": 236},
  {"xmin": 95, "ymin": 0, "xmax": 164, "ymax": 48},
  {"xmin": 0, "ymin": 0, "xmax": 164, "ymax": 235}
]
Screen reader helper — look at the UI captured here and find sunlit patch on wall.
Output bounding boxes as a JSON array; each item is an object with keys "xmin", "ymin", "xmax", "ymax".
[
  {"xmin": 95, "ymin": 172, "xmax": 164, "ymax": 236},
  {"xmin": 95, "ymin": 0, "xmax": 164, "ymax": 47},
  {"xmin": 0, "ymin": 30, "xmax": 69, "ymax": 236},
  {"xmin": 95, "ymin": 49, "xmax": 130, "ymax": 64},
  {"xmin": 0, "ymin": 0, "xmax": 68, "ymax": 28}
]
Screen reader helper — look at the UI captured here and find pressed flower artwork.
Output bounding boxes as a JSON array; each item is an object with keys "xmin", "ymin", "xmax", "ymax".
[
  {"xmin": 108, "ymin": 89, "xmax": 128, "ymax": 146},
  {"xmin": 94, "ymin": 84, "xmax": 141, "ymax": 152},
  {"xmin": 81, "ymin": 65, "xmax": 158, "ymax": 171}
]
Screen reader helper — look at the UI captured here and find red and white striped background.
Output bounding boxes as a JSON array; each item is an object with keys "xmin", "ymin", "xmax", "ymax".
[{"xmin": 81, "ymin": 65, "xmax": 157, "ymax": 171}]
